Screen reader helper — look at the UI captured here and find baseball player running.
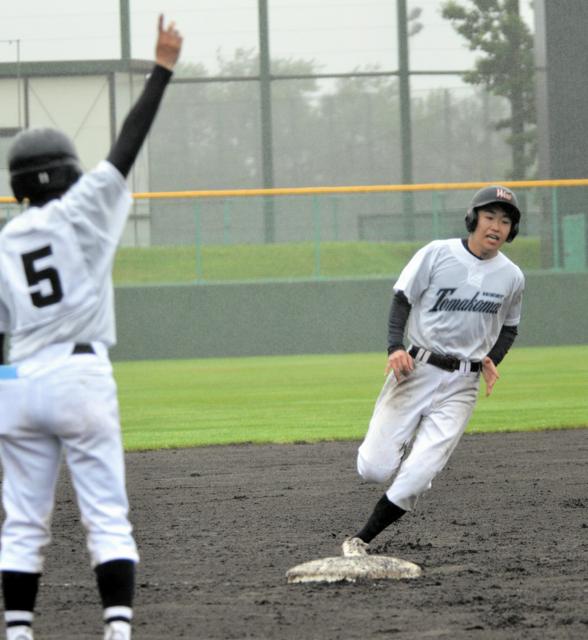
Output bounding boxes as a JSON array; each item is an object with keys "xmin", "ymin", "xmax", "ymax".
[
  {"xmin": 0, "ymin": 15, "xmax": 182, "ymax": 640},
  {"xmin": 342, "ymin": 186, "xmax": 525, "ymax": 557}
]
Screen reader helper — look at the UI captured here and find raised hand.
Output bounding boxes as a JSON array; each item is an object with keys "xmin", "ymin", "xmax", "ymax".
[{"xmin": 156, "ymin": 14, "xmax": 183, "ymax": 71}]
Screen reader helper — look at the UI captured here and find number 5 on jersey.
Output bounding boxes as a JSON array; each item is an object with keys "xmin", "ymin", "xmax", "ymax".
[{"xmin": 21, "ymin": 245, "xmax": 64, "ymax": 308}]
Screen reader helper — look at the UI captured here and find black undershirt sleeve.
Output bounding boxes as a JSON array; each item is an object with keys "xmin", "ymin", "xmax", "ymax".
[
  {"xmin": 387, "ymin": 290, "xmax": 412, "ymax": 355},
  {"xmin": 107, "ymin": 64, "xmax": 173, "ymax": 178},
  {"xmin": 487, "ymin": 325, "xmax": 518, "ymax": 366}
]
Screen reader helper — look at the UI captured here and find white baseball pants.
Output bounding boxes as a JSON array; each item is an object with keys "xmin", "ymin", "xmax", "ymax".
[
  {"xmin": 0, "ymin": 343, "xmax": 138, "ymax": 573},
  {"xmin": 357, "ymin": 361, "xmax": 480, "ymax": 511}
]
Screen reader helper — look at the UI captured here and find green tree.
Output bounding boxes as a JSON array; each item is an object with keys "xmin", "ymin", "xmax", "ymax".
[{"xmin": 442, "ymin": 0, "xmax": 536, "ymax": 179}]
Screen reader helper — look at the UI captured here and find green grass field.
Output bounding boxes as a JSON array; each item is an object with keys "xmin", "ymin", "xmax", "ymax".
[
  {"xmin": 113, "ymin": 237, "xmax": 542, "ymax": 284},
  {"xmin": 115, "ymin": 344, "xmax": 588, "ymax": 451}
]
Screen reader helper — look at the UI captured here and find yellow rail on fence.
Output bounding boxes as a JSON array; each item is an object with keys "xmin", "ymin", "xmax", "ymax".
[{"xmin": 2, "ymin": 177, "xmax": 588, "ymax": 204}]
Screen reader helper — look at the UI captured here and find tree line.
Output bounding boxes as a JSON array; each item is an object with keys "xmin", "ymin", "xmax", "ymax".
[{"xmin": 150, "ymin": 0, "xmax": 535, "ymax": 191}]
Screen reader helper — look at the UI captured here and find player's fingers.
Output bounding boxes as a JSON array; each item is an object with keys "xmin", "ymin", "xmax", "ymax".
[
  {"xmin": 398, "ymin": 354, "xmax": 413, "ymax": 376},
  {"xmin": 486, "ymin": 371, "xmax": 498, "ymax": 396},
  {"xmin": 386, "ymin": 363, "xmax": 399, "ymax": 378},
  {"xmin": 158, "ymin": 14, "xmax": 164, "ymax": 33},
  {"xmin": 392, "ymin": 364, "xmax": 407, "ymax": 382},
  {"xmin": 385, "ymin": 361, "xmax": 398, "ymax": 379}
]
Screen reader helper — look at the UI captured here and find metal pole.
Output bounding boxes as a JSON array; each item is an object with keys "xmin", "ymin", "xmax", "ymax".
[
  {"xmin": 16, "ymin": 39, "xmax": 22, "ymax": 129},
  {"xmin": 23, "ymin": 77, "xmax": 30, "ymax": 128},
  {"xmin": 120, "ymin": 0, "xmax": 131, "ymax": 61},
  {"xmin": 397, "ymin": 0, "xmax": 415, "ymax": 240},
  {"xmin": 223, "ymin": 199, "xmax": 232, "ymax": 245},
  {"xmin": 431, "ymin": 191, "xmax": 441, "ymax": 240},
  {"xmin": 313, "ymin": 195, "xmax": 321, "ymax": 278},
  {"xmin": 551, "ymin": 187, "xmax": 560, "ymax": 269},
  {"xmin": 258, "ymin": 0, "xmax": 276, "ymax": 243},
  {"xmin": 119, "ymin": 0, "xmax": 139, "ymax": 234},
  {"xmin": 1, "ymin": 39, "xmax": 23, "ymax": 128},
  {"xmin": 195, "ymin": 203, "xmax": 203, "ymax": 280},
  {"xmin": 108, "ymin": 73, "xmax": 117, "ymax": 147}
]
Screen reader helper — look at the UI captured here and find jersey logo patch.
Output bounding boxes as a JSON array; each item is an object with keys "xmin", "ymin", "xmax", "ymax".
[{"xmin": 429, "ymin": 288, "xmax": 502, "ymax": 314}]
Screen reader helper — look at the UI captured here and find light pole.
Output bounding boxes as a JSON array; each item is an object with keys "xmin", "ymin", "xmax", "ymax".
[
  {"xmin": 396, "ymin": 2, "xmax": 422, "ymax": 240},
  {"xmin": 258, "ymin": 0, "xmax": 275, "ymax": 243},
  {"xmin": 1, "ymin": 39, "xmax": 22, "ymax": 128}
]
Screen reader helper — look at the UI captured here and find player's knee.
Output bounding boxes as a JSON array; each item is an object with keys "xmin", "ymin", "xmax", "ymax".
[
  {"xmin": 357, "ymin": 451, "xmax": 395, "ymax": 483},
  {"xmin": 0, "ymin": 528, "xmax": 50, "ymax": 574}
]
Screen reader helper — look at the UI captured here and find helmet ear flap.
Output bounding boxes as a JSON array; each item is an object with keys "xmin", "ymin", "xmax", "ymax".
[
  {"xmin": 506, "ymin": 221, "xmax": 519, "ymax": 242},
  {"xmin": 10, "ymin": 163, "xmax": 81, "ymax": 204},
  {"xmin": 464, "ymin": 208, "xmax": 478, "ymax": 233}
]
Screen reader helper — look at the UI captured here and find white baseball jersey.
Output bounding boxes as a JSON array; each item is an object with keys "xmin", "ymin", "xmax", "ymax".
[
  {"xmin": 0, "ymin": 160, "xmax": 131, "ymax": 363},
  {"xmin": 394, "ymin": 238, "xmax": 525, "ymax": 361},
  {"xmin": 0, "ymin": 160, "xmax": 138, "ymax": 573}
]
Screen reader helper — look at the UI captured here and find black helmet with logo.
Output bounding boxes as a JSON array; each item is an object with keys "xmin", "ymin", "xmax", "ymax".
[{"xmin": 8, "ymin": 127, "xmax": 83, "ymax": 205}]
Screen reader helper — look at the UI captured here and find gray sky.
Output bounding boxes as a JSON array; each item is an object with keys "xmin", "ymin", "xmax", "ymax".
[{"xmin": 1, "ymin": 0, "xmax": 535, "ymax": 93}]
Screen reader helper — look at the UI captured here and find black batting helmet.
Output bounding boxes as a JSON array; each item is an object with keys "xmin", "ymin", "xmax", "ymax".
[
  {"xmin": 8, "ymin": 128, "xmax": 83, "ymax": 205},
  {"xmin": 465, "ymin": 185, "xmax": 521, "ymax": 242}
]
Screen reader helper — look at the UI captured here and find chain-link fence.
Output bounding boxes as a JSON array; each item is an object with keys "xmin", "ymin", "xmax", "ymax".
[{"xmin": 5, "ymin": 180, "xmax": 583, "ymax": 284}]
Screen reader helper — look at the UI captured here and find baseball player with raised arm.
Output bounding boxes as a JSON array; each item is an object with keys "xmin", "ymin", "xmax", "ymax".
[
  {"xmin": 342, "ymin": 186, "xmax": 525, "ymax": 557},
  {"xmin": 0, "ymin": 15, "xmax": 182, "ymax": 640}
]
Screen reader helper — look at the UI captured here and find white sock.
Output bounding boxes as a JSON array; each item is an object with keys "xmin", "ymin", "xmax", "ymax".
[{"xmin": 5, "ymin": 611, "xmax": 34, "ymax": 640}]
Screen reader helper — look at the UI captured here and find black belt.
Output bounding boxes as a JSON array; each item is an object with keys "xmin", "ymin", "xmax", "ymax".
[
  {"xmin": 72, "ymin": 343, "xmax": 95, "ymax": 355},
  {"xmin": 409, "ymin": 346, "xmax": 481, "ymax": 373}
]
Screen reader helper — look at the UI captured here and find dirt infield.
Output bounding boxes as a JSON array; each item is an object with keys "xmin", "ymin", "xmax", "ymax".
[{"xmin": 17, "ymin": 428, "xmax": 588, "ymax": 639}]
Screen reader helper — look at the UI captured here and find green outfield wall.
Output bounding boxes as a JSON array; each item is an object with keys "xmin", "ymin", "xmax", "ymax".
[{"xmin": 111, "ymin": 272, "xmax": 588, "ymax": 361}]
